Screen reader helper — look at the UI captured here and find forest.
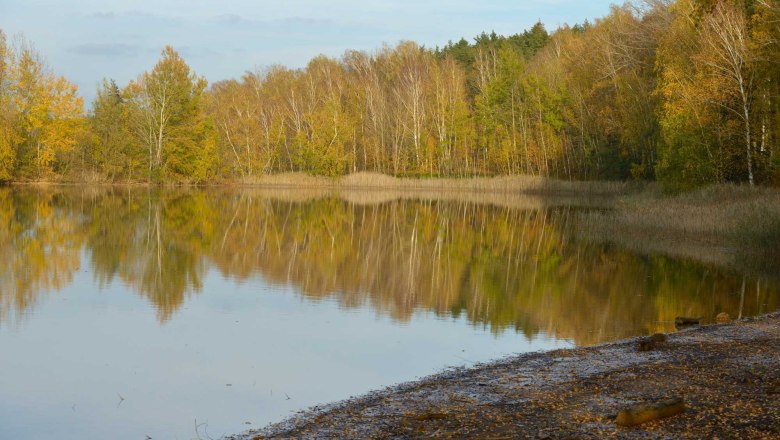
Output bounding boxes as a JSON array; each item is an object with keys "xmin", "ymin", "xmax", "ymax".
[{"xmin": 0, "ymin": 0, "xmax": 779, "ymax": 189}]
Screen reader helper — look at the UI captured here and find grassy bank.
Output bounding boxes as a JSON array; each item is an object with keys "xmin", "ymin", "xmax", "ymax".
[
  {"xmin": 578, "ymin": 184, "xmax": 780, "ymax": 274},
  {"xmin": 229, "ymin": 172, "xmax": 638, "ymax": 196},
  {"xmin": 6, "ymin": 172, "xmax": 638, "ymax": 195}
]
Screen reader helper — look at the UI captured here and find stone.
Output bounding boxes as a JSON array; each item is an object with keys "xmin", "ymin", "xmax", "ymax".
[
  {"xmin": 637, "ymin": 338, "xmax": 655, "ymax": 352},
  {"xmin": 716, "ymin": 312, "xmax": 731, "ymax": 324},
  {"xmin": 675, "ymin": 317, "xmax": 700, "ymax": 327},
  {"xmin": 768, "ymin": 380, "xmax": 780, "ymax": 395},
  {"xmin": 650, "ymin": 333, "xmax": 667, "ymax": 343},
  {"xmin": 616, "ymin": 398, "xmax": 685, "ymax": 427}
]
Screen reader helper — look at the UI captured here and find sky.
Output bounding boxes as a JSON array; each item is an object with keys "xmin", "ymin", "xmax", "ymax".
[{"xmin": 1, "ymin": 0, "xmax": 616, "ymax": 103}]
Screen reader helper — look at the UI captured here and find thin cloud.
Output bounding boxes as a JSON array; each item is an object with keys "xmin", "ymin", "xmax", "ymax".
[
  {"xmin": 283, "ymin": 17, "xmax": 334, "ymax": 26},
  {"xmin": 88, "ymin": 11, "xmax": 116, "ymax": 19},
  {"xmin": 68, "ymin": 43, "xmax": 142, "ymax": 57},
  {"xmin": 86, "ymin": 9, "xmax": 178, "ymax": 22},
  {"xmin": 177, "ymin": 45, "xmax": 222, "ymax": 59},
  {"xmin": 216, "ymin": 14, "xmax": 334, "ymax": 27},
  {"xmin": 217, "ymin": 14, "xmax": 248, "ymax": 25}
]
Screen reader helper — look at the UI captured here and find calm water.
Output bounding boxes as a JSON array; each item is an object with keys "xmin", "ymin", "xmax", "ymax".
[{"xmin": 0, "ymin": 187, "xmax": 777, "ymax": 439}]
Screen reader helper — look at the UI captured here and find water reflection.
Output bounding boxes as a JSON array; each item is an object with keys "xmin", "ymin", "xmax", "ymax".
[{"xmin": 0, "ymin": 187, "xmax": 778, "ymax": 344}]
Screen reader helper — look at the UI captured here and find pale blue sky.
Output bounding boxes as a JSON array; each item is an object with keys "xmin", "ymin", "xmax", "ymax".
[{"xmin": 1, "ymin": 0, "xmax": 616, "ymax": 102}]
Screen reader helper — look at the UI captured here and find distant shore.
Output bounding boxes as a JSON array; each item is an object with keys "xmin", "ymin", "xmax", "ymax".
[
  {"xmin": 4, "ymin": 172, "xmax": 638, "ymax": 196},
  {"xmin": 231, "ymin": 312, "xmax": 780, "ymax": 439}
]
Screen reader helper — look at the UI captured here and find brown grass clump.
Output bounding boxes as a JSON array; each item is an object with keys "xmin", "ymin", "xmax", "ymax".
[{"xmin": 236, "ymin": 172, "xmax": 333, "ymax": 187}]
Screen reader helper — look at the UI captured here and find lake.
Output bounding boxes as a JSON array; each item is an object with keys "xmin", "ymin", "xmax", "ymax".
[{"xmin": 0, "ymin": 187, "xmax": 777, "ymax": 439}]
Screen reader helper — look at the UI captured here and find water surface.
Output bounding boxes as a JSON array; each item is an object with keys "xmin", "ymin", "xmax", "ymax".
[{"xmin": 0, "ymin": 187, "xmax": 777, "ymax": 439}]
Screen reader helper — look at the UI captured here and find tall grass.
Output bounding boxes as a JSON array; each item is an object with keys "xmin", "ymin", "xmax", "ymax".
[
  {"xmin": 578, "ymin": 184, "xmax": 780, "ymax": 275},
  {"xmin": 235, "ymin": 171, "xmax": 638, "ymax": 196},
  {"xmin": 732, "ymin": 207, "xmax": 780, "ymax": 275}
]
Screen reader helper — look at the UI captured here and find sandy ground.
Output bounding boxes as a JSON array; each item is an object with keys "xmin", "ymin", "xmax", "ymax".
[{"xmin": 230, "ymin": 312, "xmax": 780, "ymax": 439}]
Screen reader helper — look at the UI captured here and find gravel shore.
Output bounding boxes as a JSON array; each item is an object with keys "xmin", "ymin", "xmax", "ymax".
[{"xmin": 231, "ymin": 312, "xmax": 780, "ymax": 439}]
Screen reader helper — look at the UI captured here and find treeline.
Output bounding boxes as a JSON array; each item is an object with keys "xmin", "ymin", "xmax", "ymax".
[{"xmin": 0, "ymin": 0, "xmax": 779, "ymax": 188}]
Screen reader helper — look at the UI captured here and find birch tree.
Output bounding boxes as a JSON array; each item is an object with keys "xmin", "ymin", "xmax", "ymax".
[
  {"xmin": 131, "ymin": 46, "xmax": 213, "ymax": 181},
  {"xmin": 699, "ymin": 0, "xmax": 756, "ymax": 185}
]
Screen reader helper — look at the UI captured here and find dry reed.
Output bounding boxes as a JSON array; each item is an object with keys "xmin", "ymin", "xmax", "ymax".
[
  {"xmin": 234, "ymin": 171, "xmax": 636, "ymax": 196},
  {"xmin": 578, "ymin": 184, "xmax": 780, "ymax": 272}
]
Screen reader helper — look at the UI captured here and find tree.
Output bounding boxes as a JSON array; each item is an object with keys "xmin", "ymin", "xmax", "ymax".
[
  {"xmin": 6, "ymin": 39, "xmax": 83, "ymax": 179},
  {"xmin": 90, "ymin": 79, "xmax": 139, "ymax": 180},
  {"xmin": 295, "ymin": 56, "xmax": 352, "ymax": 176},
  {"xmin": 390, "ymin": 42, "xmax": 431, "ymax": 174},
  {"xmin": 428, "ymin": 56, "xmax": 472, "ymax": 175},
  {"xmin": 753, "ymin": 0, "xmax": 780, "ymax": 183},
  {"xmin": 699, "ymin": 0, "xmax": 756, "ymax": 185},
  {"xmin": 128, "ymin": 46, "xmax": 215, "ymax": 181},
  {"xmin": 344, "ymin": 49, "xmax": 390, "ymax": 173},
  {"xmin": 656, "ymin": 0, "xmax": 732, "ymax": 188},
  {"xmin": 0, "ymin": 30, "xmax": 17, "ymax": 180}
]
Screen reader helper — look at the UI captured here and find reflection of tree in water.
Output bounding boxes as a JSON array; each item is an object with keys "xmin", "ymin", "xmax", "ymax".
[
  {"xmin": 210, "ymin": 195, "xmax": 780, "ymax": 344},
  {"xmin": 84, "ymin": 191, "xmax": 212, "ymax": 322},
  {"xmin": 1, "ymin": 187, "xmax": 778, "ymax": 344},
  {"xmin": 0, "ymin": 189, "xmax": 83, "ymax": 326}
]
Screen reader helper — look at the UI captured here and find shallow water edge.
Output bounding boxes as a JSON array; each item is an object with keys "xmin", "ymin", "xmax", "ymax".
[{"xmin": 235, "ymin": 312, "xmax": 780, "ymax": 439}]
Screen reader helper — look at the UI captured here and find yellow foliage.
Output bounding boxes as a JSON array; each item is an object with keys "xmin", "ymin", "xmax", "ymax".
[{"xmin": 1, "ymin": 41, "xmax": 83, "ymax": 178}]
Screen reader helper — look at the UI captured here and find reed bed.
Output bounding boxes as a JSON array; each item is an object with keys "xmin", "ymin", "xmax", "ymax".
[
  {"xmin": 236, "ymin": 172, "xmax": 637, "ymax": 196},
  {"xmin": 578, "ymin": 184, "xmax": 780, "ymax": 273},
  {"xmin": 216, "ymin": 186, "xmax": 615, "ymax": 210}
]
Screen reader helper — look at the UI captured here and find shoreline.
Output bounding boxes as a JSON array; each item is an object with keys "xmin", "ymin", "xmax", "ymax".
[
  {"xmin": 2, "ymin": 172, "xmax": 639, "ymax": 196},
  {"xmin": 231, "ymin": 312, "xmax": 780, "ymax": 439}
]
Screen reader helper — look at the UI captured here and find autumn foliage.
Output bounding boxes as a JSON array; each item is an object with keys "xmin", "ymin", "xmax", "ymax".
[{"xmin": 0, "ymin": 0, "xmax": 779, "ymax": 187}]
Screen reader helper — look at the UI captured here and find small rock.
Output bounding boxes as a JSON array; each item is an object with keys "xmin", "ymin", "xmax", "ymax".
[
  {"xmin": 638, "ymin": 334, "xmax": 666, "ymax": 352},
  {"xmin": 650, "ymin": 333, "xmax": 667, "ymax": 344},
  {"xmin": 738, "ymin": 373, "xmax": 756, "ymax": 384},
  {"xmin": 675, "ymin": 317, "xmax": 700, "ymax": 327},
  {"xmin": 637, "ymin": 338, "xmax": 655, "ymax": 352},
  {"xmin": 768, "ymin": 380, "xmax": 780, "ymax": 395},
  {"xmin": 716, "ymin": 312, "xmax": 731, "ymax": 323}
]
